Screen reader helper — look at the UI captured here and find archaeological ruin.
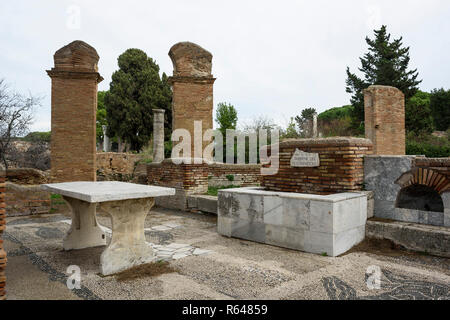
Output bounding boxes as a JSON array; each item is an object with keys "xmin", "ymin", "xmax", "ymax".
[
  {"xmin": 47, "ymin": 40, "xmax": 103, "ymax": 182},
  {"xmin": 1, "ymin": 37, "xmax": 449, "ymax": 301}
]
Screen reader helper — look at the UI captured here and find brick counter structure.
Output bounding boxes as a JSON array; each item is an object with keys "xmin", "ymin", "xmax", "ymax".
[
  {"xmin": 364, "ymin": 85, "xmax": 405, "ymax": 155},
  {"xmin": 147, "ymin": 159, "xmax": 210, "ymax": 210},
  {"xmin": 47, "ymin": 40, "xmax": 103, "ymax": 182},
  {"xmin": 262, "ymin": 138, "xmax": 373, "ymax": 195},
  {"xmin": 0, "ymin": 172, "xmax": 6, "ymax": 299}
]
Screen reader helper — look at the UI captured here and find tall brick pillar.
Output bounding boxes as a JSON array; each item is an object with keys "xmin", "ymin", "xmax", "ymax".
[
  {"xmin": 47, "ymin": 41, "xmax": 103, "ymax": 182},
  {"xmin": 0, "ymin": 171, "xmax": 6, "ymax": 300},
  {"xmin": 168, "ymin": 42, "xmax": 216, "ymax": 160},
  {"xmin": 364, "ymin": 85, "xmax": 405, "ymax": 155}
]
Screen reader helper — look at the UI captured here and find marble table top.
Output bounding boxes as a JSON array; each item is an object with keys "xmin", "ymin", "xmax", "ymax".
[{"xmin": 41, "ymin": 181, "xmax": 175, "ymax": 203}]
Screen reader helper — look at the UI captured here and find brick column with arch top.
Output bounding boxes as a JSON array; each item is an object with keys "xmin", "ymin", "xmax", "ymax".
[{"xmin": 47, "ymin": 40, "xmax": 103, "ymax": 182}]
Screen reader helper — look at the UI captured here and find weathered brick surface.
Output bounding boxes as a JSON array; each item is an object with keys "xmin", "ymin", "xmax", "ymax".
[
  {"xmin": 208, "ymin": 163, "xmax": 262, "ymax": 187},
  {"xmin": 396, "ymin": 157, "xmax": 450, "ymax": 194},
  {"xmin": 47, "ymin": 40, "xmax": 103, "ymax": 182},
  {"xmin": 3, "ymin": 168, "xmax": 49, "ymax": 185},
  {"xmin": 364, "ymin": 85, "xmax": 405, "ymax": 155},
  {"xmin": 5, "ymin": 183, "xmax": 51, "ymax": 216},
  {"xmin": 262, "ymin": 138, "xmax": 373, "ymax": 195},
  {"xmin": 0, "ymin": 172, "xmax": 6, "ymax": 299},
  {"xmin": 169, "ymin": 42, "xmax": 215, "ymax": 160},
  {"xmin": 147, "ymin": 159, "xmax": 209, "ymax": 210},
  {"xmin": 96, "ymin": 152, "xmax": 144, "ymax": 181}
]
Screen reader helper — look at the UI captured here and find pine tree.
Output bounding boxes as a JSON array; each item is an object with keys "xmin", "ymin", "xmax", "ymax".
[
  {"xmin": 105, "ymin": 49, "xmax": 172, "ymax": 151},
  {"xmin": 346, "ymin": 25, "xmax": 421, "ymax": 130}
]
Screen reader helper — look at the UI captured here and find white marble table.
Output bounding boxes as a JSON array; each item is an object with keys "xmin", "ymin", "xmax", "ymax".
[{"xmin": 41, "ymin": 181, "xmax": 175, "ymax": 275}]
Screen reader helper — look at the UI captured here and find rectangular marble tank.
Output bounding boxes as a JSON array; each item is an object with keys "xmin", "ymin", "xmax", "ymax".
[{"xmin": 217, "ymin": 187, "xmax": 367, "ymax": 257}]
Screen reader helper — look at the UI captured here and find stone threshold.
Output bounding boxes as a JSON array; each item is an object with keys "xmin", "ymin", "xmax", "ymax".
[{"xmin": 366, "ymin": 218, "xmax": 450, "ymax": 258}]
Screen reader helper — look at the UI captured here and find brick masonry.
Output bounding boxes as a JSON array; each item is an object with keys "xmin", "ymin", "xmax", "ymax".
[
  {"xmin": 262, "ymin": 138, "xmax": 373, "ymax": 195},
  {"xmin": 0, "ymin": 172, "xmax": 6, "ymax": 299},
  {"xmin": 96, "ymin": 152, "xmax": 144, "ymax": 181},
  {"xmin": 3, "ymin": 169, "xmax": 51, "ymax": 217},
  {"xmin": 47, "ymin": 40, "xmax": 103, "ymax": 182},
  {"xmin": 396, "ymin": 157, "xmax": 450, "ymax": 195},
  {"xmin": 364, "ymin": 85, "xmax": 405, "ymax": 155},
  {"xmin": 208, "ymin": 163, "xmax": 262, "ymax": 187},
  {"xmin": 147, "ymin": 159, "xmax": 209, "ymax": 210},
  {"xmin": 168, "ymin": 42, "xmax": 215, "ymax": 160}
]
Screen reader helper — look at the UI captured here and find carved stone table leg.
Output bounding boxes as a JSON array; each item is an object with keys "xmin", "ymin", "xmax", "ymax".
[
  {"xmin": 98, "ymin": 198, "xmax": 156, "ymax": 275},
  {"xmin": 62, "ymin": 196, "xmax": 107, "ymax": 250}
]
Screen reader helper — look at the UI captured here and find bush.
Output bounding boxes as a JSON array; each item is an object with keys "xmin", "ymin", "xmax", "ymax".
[
  {"xmin": 318, "ymin": 105, "xmax": 353, "ymax": 122},
  {"xmin": 406, "ymin": 132, "xmax": 450, "ymax": 158},
  {"xmin": 23, "ymin": 131, "xmax": 51, "ymax": 143}
]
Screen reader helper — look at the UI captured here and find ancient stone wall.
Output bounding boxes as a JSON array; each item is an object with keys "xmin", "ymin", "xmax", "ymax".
[
  {"xmin": 0, "ymin": 172, "xmax": 6, "ymax": 299},
  {"xmin": 47, "ymin": 40, "xmax": 103, "ymax": 182},
  {"xmin": 208, "ymin": 163, "xmax": 262, "ymax": 187},
  {"xmin": 262, "ymin": 138, "xmax": 373, "ymax": 195},
  {"xmin": 168, "ymin": 42, "xmax": 215, "ymax": 160},
  {"xmin": 364, "ymin": 85, "xmax": 405, "ymax": 155},
  {"xmin": 96, "ymin": 152, "xmax": 144, "ymax": 181}
]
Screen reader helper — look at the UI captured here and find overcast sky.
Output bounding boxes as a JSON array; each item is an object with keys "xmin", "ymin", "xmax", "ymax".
[{"xmin": 1, "ymin": 0, "xmax": 449, "ymax": 132}]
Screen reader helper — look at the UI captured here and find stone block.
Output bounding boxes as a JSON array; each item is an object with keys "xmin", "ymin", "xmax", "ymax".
[
  {"xmin": 265, "ymin": 225, "xmax": 306, "ymax": 251},
  {"xmin": 282, "ymin": 197, "xmax": 310, "ymax": 230},
  {"xmin": 218, "ymin": 187, "xmax": 367, "ymax": 257},
  {"xmin": 263, "ymin": 195, "xmax": 283, "ymax": 226}
]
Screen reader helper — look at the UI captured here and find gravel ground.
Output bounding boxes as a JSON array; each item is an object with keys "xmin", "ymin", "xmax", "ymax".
[{"xmin": 2, "ymin": 208, "xmax": 450, "ymax": 300}]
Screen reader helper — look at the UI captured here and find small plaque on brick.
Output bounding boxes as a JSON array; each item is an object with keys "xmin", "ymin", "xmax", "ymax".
[{"xmin": 290, "ymin": 149, "xmax": 320, "ymax": 167}]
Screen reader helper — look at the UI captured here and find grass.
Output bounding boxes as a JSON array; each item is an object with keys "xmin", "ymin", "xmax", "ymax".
[
  {"xmin": 115, "ymin": 261, "xmax": 177, "ymax": 282},
  {"xmin": 50, "ymin": 193, "xmax": 66, "ymax": 206},
  {"xmin": 206, "ymin": 185, "xmax": 240, "ymax": 196}
]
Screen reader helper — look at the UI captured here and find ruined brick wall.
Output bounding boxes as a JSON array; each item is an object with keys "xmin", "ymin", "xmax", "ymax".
[
  {"xmin": 47, "ymin": 40, "xmax": 103, "ymax": 182},
  {"xmin": 208, "ymin": 163, "xmax": 262, "ymax": 187},
  {"xmin": 147, "ymin": 159, "xmax": 209, "ymax": 209},
  {"xmin": 364, "ymin": 85, "xmax": 405, "ymax": 155},
  {"xmin": 5, "ymin": 183, "xmax": 51, "ymax": 216},
  {"xmin": 4, "ymin": 168, "xmax": 49, "ymax": 185},
  {"xmin": 96, "ymin": 152, "xmax": 144, "ymax": 181},
  {"xmin": 169, "ymin": 42, "xmax": 215, "ymax": 160},
  {"xmin": 262, "ymin": 138, "xmax": 373, "ymax": 195},
  {"xmin": 3, "ymin": 169, "xmax": 51, "ymax": 217}
]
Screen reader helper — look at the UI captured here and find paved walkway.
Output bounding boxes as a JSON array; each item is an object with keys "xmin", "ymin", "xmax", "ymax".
[{"xmin": 3, "ymin": 208, "xmax": 450, "ymax": 300}]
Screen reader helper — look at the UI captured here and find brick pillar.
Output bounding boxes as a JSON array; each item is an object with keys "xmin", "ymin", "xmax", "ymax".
[
  {"xmin": 364, "ymin": 85, "xmax": 405, "ymax": 155},
  {"xmin": 47, "ymin": 40, "xmax": 103, "ymax": 182},
  {"xmin": 168, "ymin": 42, "xmax": 216, "ymax": 161},
  {"xmin": 0, "ymin": 171, "xmax": 6, "ymax": 300},
  {"xmin": 152, "ymin": 109, "xmax": 165, "ymax": 163}
]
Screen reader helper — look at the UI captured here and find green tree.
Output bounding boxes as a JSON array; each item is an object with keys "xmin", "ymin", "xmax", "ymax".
[
  {"xmin": 215, "ymin": 102, "xmax": 238, "ymax": 135},
  {"xmin": 280, "ymin": 117, "xmax": 300, "ymax": 139},
  {"xmin": 215, "ymin": 102, "xmax": 238, "ymax": 162},
  {"xmin": 105, "ymin": 49, "xmax": 172, "ymax": 152},
  {"xmin": 405, "ymin": 91, "xmax": 433, "ymax": 134},
  {"xmin": 429, "ymin": 88, "xmax": 450, "ymax": 131},
  {"xmin": 294, "ymin": 107, "xmax": 316, "ymax": 137},
  {"xmin": 346, "ymin": 25, "xmax": 421, "ymax": 130}
]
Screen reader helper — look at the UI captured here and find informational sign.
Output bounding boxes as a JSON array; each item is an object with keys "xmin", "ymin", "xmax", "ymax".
[{"xmin": 290, "ymin": 149, "xmax": 320, "ymax": 167}]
